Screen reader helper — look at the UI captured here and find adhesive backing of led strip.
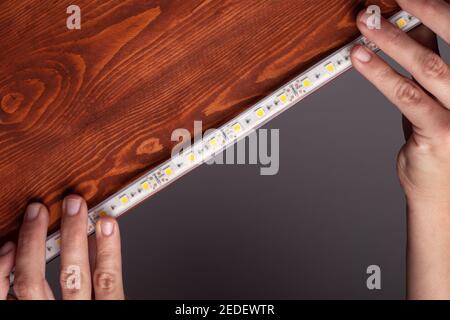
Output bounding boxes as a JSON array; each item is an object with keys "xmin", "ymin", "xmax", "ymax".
[{"xmin": 9, "ymin": 10, "xmax": 421, "ymax": 285}]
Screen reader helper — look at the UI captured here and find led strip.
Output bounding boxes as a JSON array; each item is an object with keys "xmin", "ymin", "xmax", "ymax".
[{"xmin": 9, "ymin": 11, "xmax": 420, "ymax": 285}]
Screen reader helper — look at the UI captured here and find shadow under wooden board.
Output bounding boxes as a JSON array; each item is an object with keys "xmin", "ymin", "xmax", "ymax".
[{"xmin": 0, "ymin": 0, "xmax": 399, "ymax": 242}]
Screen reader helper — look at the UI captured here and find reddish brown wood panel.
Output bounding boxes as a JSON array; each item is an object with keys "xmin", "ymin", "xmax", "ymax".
[{"xmin": 0, "ymin": 0, "xmax": 399, "ymax": 242}]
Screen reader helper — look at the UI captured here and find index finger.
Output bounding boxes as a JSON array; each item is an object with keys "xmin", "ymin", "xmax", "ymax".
[
  {"xmin": 357, "ymin": 11, "xmax": 450, "ymax": 107},
  {"xmin": 396, "ymin": 0, "xmax": 450, "ymax": 44},
  {"xmin": 59, "ymin": 195, "xmax": 92, "ymax": 300},
  {"xmin": 93, "ymin": 218, "xmax": 124, "ymax": 300}
]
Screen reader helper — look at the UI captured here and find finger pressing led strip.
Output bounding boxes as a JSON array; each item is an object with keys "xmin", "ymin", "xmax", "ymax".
[{"xmin": 8, "ymin": 10, "xmax": 420, "ymax": 286}]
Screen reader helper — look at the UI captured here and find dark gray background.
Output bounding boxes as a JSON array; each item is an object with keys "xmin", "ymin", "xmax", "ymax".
[{"xmin": 46, "ymin": 38, "xmax": 449, "ymax": 300}]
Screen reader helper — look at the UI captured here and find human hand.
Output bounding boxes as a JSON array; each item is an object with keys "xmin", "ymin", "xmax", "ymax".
[
  {"xmin": 351, "ymin": 0, "xmax": 450, "ymax": 299},
  {"xmin": 351, "ymin": 0, "xmax": 450, "ymax": 205},
  {"xmin": 0, "ymin": 195, "xmax": 125, "ymax": 300}
]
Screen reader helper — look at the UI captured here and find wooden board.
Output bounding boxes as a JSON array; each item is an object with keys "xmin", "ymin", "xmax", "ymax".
[{"xmin": 0, "ymin": 0, "xmax": 399, "ymax": 242}]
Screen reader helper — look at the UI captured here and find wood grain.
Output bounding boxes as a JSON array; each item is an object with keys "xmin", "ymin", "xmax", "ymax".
[{"xmin": 0, "ymin": 0, "xmax": 399, "ymax": 242}]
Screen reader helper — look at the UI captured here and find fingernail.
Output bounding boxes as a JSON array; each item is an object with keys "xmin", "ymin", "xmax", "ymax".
[
  {"xmin": 65, "ymin": 197, "xmax": 81, "ymax": 216},
  {"xmin": 26, "ymin": 203, "xmax": 41, "ymax": 221},
  {"xmin": 353, "ymin": 46, "xmax": 372, "ymax": 63},
  {"xmin": 101, "ymin": 220, "xmax": 114, "ymax": 236},
  {"xmin": 0, "ymin": 242, "xmax": 14, "ymax": 256}
]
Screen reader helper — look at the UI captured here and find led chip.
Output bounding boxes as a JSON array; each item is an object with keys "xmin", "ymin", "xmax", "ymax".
[
  {"xmin": 164, "ymin": 167, "xmax": 173, "ymax": 176},
  {"xmin": 279, "ymin": 94, "xmax": 288, "ymax": 104},
  {"xmin": 186, "ymin": 152, "xmax": 196, "ymax": 162},
  {"xmin": 325, "ymin": 62, "xmax": 335, "ymax": 73},
  {"xmin": 396, "ymin": 18, "xmax": 407, "ymax": 29},
  {"xmin": 141, "ymin": 181, "xmax": 150, "ymax": 191},
  {"xmin": 255, "ymin": 108, "xmax": 265, "ymax": 118},
  {"xmin": 119, "ymin": 195, "xmax": 129, "ymax": 205},
  {"xmin": 209, "ymin": 138, "xmax": 218, "ymax": 148},
  {"xmin": 302, "ymin": 78, "xmax": 312, "ymax": 88},
  {"xmin": 55, "ymin": 237, "xmax": 61, "ymax": 248},
  {"xmin": 99, "ymin": 210, "xmax": 108, "ymax": 217},
  {"xmin": 232, "ymin": 122, "xmax": 242, "ymax": 133}
]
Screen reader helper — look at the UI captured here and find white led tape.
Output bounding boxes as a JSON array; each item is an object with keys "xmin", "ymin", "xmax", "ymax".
[{"xmin": 9, "ymin": 11, "xmax": 420, "ymax": 286}]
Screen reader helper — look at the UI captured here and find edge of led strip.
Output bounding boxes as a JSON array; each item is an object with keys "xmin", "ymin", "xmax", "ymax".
[{"xmin": 9, "ymin": 10, "xmax": 421, "ymax": 285}]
